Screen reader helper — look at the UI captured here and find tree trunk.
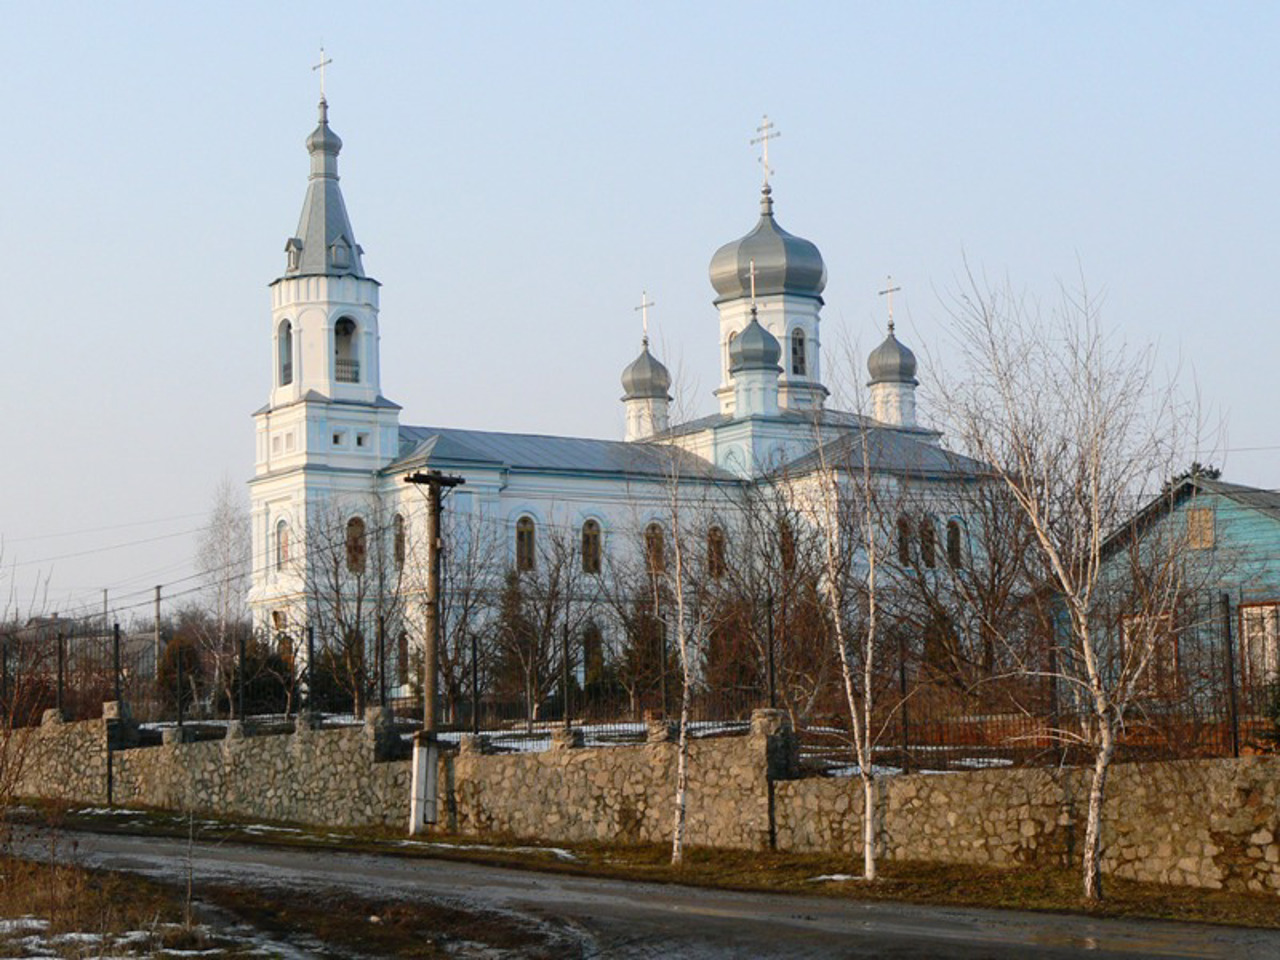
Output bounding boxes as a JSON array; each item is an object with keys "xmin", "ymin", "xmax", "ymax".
[
  {"xmin": 670, "ymin": 687, "xmax": 691, "ymax": 866},
  {"xmin": 1082, "ymin": 715, "xmax": 1115, "ymax": 901},
  {"xmin": 862, "ymin": 774, "xmax": 877, "ymax": 881}
]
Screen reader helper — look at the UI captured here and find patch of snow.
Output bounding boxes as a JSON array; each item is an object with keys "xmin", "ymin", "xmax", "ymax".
[
  {"xmin": 0, "ymin": 918, "xmax": 48, "ymax": 934},
  {"xmin": 395, "ymin": 839, "xmax": 578, "ymax": 862},
  {"xmin": 807, "ymin": 874, "xmax": 858, "ymax": 882}
]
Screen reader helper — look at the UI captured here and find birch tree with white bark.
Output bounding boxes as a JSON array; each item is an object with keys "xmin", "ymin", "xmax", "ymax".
[{"xmin": 939, "ymin": 274, "xmax": 1195, "ymax": 900}]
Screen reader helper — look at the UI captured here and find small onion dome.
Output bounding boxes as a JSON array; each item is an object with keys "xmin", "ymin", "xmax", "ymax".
[
  {"xmin": 708, "ymin": 185, "xmax": 827, "ymax": 304},
  {"xmin": 729, "ymin": 315, "xmax": 782, "ymax": 373},
  {"xmin": 621, "ymin": 342, "xmax": 672, "ymax": 399},
  {"xmin": 867, "ymin": 331, "xmax": 918, "ymax": 385},
  {"xmin": 306, "ymin": 99, "xmax": 343, "ymax": 156}
]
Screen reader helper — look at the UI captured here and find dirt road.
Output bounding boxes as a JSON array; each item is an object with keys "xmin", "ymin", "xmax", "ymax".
[{"xmin": 24, "ymin": 829, "xmax": 1280, "ymax": 959}]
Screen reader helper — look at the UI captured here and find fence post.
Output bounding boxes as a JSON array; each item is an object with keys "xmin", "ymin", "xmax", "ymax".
[
  {"xmin": 237, "ymin": 630, "xmax": 246, "ymax": 722},
  {"xmin": 766, "ymin": 597, "xmax": 776, "ymax": 710},
  {"xmin": 56, "ymin": 630, "xmax": 65, "ymax": 716},
  {"xmin": 175, "ymin": 638, "xmax": 184, "ymax": 728},
  {"xmin": 112, "ymin": 623, "xmax": 122, "ymax": 706},
  {"xmin": 898, "ymin": 631, "xmax": 910, "ymax": 774},
  {"xmin": 562, "ymin": 621, "xmax": 571, "ymax": 730},
  {"xmin": 471, "ymin": 629, "xmax": 480, "ymax": 736},
  {"xmin": 376, "ymin": 614, "xmax": 386, "ymax": 708},
  {"xmin": 306, "ymin": 625, "xmax": 316, "ymax": 713},
  {"xmin": 1221, "ymin": 592, "xmax": 1240, "ymax": 759}
]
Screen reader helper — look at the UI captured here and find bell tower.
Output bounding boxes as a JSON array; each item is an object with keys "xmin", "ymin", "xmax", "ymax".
[{"xmin": 248, "ymin": 92, "xmax": 401, "ymax": 633}]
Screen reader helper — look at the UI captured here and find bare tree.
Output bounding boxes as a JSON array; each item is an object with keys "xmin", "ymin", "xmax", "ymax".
[
  {"xmin": 939, "ymin": 274, "xmax": 1195, "ymax": 900},
  {"xmin": 194, "ymin": 477, "xmax": 251, "ymax": 717}
]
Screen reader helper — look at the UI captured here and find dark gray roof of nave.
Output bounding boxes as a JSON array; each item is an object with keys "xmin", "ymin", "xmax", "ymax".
[
  {"xmin": 389, "ymin": 425, "xmax": 733, "ymax": 481},
  {"xmin": 779, "ymin": 428, "xmax": 988, "ymax": 480}
]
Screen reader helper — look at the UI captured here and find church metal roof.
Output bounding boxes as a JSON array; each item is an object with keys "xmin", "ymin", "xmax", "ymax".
[{"xmin": 390, "ymin": 425, "xmax": 733, "ymax": 481}]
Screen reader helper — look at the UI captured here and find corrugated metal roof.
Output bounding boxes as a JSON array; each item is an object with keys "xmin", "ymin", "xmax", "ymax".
[
  {"xmin": 780, "ymin": 428, "xmax": 987, "ymax": 479},
  {"xmin": 391, "ymin": 425, "xmax": 733, "ymax": 480}
]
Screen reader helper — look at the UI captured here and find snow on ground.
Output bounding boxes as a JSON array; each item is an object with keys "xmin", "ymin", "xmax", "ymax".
[
  {"xmin": 396, "ymin": 839, "xmax": 579, "ymax": 862},
  {"xmin": 807, "ymin": 874, "xmax": 859, "ymax": 883}
]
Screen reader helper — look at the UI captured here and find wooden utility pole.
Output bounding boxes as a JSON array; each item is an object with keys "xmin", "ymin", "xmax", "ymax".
[{"xmin": 405, "ymin": 469, "xmax": 464, "ymax": 834}]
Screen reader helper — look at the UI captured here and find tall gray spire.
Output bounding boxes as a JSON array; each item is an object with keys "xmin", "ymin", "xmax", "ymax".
[{"xmin": 283, "ymin": 98, "xmax": 366, "ymax": 278}]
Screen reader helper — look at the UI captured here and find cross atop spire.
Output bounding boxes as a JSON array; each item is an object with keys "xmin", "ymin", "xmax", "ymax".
[
  {"xmin": 748, "ymin": 258, "xmax": 759, "ymax": 318},
  {"xmin": 313, "ymin": 47, "xmax": 333, "ymax": 102},
  {"xmin": 878, "ymin": 276, "xmax": 902, "ymax": 335},
  {"xmin": 751, "ymin": 115, "xmax": 781, "ymax": 187},
  {"xmin": 636, "ymin": 290, "xmax": 655, "ymax": 346}
]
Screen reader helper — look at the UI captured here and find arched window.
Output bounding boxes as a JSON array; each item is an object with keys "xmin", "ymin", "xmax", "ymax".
[
  {"xmin": 707, "ymin": 525, "xmax": 727, "ymax": 579},
  {"xmin": 581, "ymin": 519, "xmax": 602, "ymax": 574},
  {"xmin": 393, "ymin": 513, "xmax": 406, "ymax": 569},
  {"xmin": 396, "ymin": 632, "xmax": 410, "ymax": 686},
  {"xmin": 947, "ymin": 520, "xmax": 964, "ymax": 569},
  {"xmin": 645, "ymin": 522, "xmax": 665, "ymax": 575},
  {"xmin": 334, "ymin": 317, "xmax": 359, "ymax": 383},
  {"xmin": 346, "ymin": 516, "xmax": 367, "ymax": 574},
  {"xmin": 897, "ymin": 516, "xmax": 913, "ymax": 567},
  {"xmin": 779, "ymin": 519, "xmax": 797, "ymax": 572},
  {"xmin": 275, "ymin": 519, "xmax": 290, "ymax": 571},
  {"xmin": 920, "ymin": 519, "xmax": 936, "ymax": 569},
  {"xmin": 791, "ymin": 329, "xmax": 807, "ymax": 376},
  {"xmin": 516, "ymin": 516, "xmax": 536, "ymax": 572},
  {"xmin": 278, "ymin": 320, "xmax": 293, "ymax": 386}
]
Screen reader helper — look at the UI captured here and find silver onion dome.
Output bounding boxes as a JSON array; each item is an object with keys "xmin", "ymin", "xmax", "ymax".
[
  {"xmin": 621, "ymin": 342, "xmax": 672, "ymax": 399},
  {"xmin": 708, "ymin": 185, "xmax": 827, "ymax": 304},
  {"xmin": 867, "ymin": 331, "xmax": 918, "ymax": 385},
  {"xmin": 729, "ymin": 315, "xmax": 782, "ymax": 372}
]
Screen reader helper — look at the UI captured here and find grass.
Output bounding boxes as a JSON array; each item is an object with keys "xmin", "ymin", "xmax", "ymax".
[
  {"xmin": 0, "ymin": 855, "xmax": 243, "ymax": 958},
  {"xmin": 12, "ymin": 801, "xmax": 1280, "ymax": 935}
]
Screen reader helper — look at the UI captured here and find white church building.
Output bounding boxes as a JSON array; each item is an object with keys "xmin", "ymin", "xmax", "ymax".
[{"xmin": 246, "ymin": 96, "xmax": 978, "ymax": 656}]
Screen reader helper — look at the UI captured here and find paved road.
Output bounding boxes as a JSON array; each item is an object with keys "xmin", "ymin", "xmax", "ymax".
[{"xmin": 25, "ymin": 829, "xmax": 1280, "ymax": 959}]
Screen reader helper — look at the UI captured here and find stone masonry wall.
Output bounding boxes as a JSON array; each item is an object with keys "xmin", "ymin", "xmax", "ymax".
[
  {"xmin": 451, "ymin": 712, "xmax": 792, "ymax": 849},
  {"xmin": 8, "ymin": 706, "xmax": 1280, "ymax": 896},
  {"xmin": 774, "ymin": 757, "xmax": 1280, "ymax": 895},
  {"xmin": 111, "ymin": 723, "xmax": 411, "ymax": 829}
]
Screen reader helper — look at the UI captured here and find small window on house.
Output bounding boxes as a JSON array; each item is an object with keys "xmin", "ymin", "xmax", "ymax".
[
  {"xmin": 393, "ymin": 513, "xmax": 406, "ymax": 569},
  {"xmin": 1240, "ymin": 603, "xmax": 1280, "ymax": 689},
  {"xmin": 920, "ymin": 520, "xmax": 936, "ymax": 569},
  {"xmin": 791, "ymin": 329, "xmax": 807, "ymax": 376},
  {"xmin": 285, "ymin": 237, "xmax": 302, "ymax": 272},
  {"xmin": 278, "ymin": 320, "xmax": 293, "ymax": 386},
  {"xmin": 285, "ymin": 432, "xmax": 296, "ymax": 452},
  {"xmin": 332, "ymin": 431, "xmax": 345, "ymax": 447},
  {"xmin": 272, "ymin": 436, "xmax": 282, "ymax": 455},
  {"xmin": 346, "ymin": 516, "xmax": 367, "ymax": 574},
  {"xmin": 356, "ymin": 432, "xmax": 369, "ymax": 448},
  {"xmin": 275, "ymin": 519, "xmax": 290, "ymax": 571},
  {"xmin": 271, "ymin": 610, "xmax": 287, "ymax": 631},
  {"xmin": 1187, "ymin": 508, "xmax": 1215, "ymax": 550},
  {"xmin": 645, "ymin": 522, "xmax": 665, "ymax": 575},
  {"xmin": 897, "ymin": 516, "xmax": 913, "ymax": 567},
  {"xmin": 946, "ymin": 520, "xmax": 963, "ymax": 568},
  {"xmin": 581, "ymin": 520, "xmax": 602, "ymax": 574},
  {"xmin": 1121, "ymin": 614, "xmax": 1178, "ymax": 698},
  {"xmin": 708, "ymin": 525, "xmax": 727, "ymax": 579},
  {"xmin": 516, "ymin": 516, "xmax": 536, "ymax": 572}
]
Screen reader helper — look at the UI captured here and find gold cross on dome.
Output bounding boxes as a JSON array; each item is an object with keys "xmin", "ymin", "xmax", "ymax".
[
  {"xmin": 636, "ymin": 291, "xmax": 655, "ymax": 345},
  {"xmin": 751, "ymin": 115, "xmax": 781, "ymax": 185},
  {"xmin": 878, "ymin": 277, "xmax": 902, "ymax": 334},
  {"xmin": 313, "ymin": 47, "xmax": 333, "ymax": 100}
]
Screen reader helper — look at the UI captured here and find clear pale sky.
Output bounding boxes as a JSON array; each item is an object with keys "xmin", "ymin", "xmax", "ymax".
[{"xmin": 2, "ymin": 1, "xmax": 1277, "ymax": 624}]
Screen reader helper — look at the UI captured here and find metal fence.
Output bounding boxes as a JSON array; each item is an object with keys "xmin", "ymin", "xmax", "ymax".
[{"xmin": 2, "ymin": 590, "xmax": 1276, "ymax": 768}]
